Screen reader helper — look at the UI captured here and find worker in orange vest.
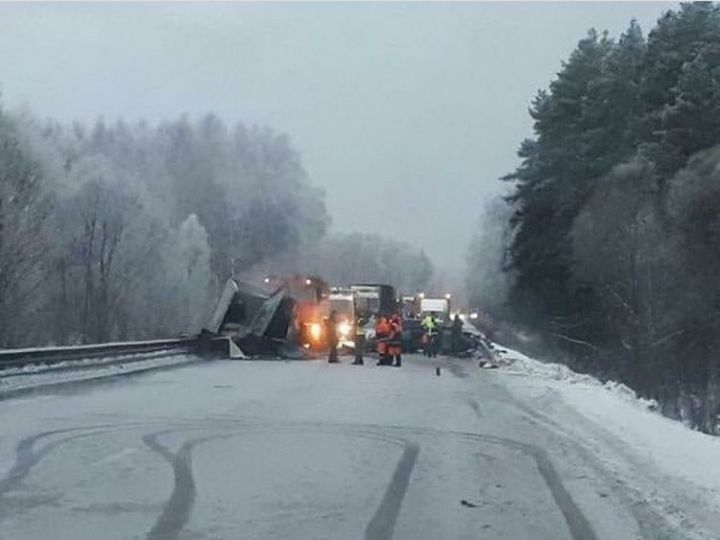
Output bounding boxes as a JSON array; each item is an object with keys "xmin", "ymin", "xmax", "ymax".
[
  {"xmin": 388, "ymin": 314, "xmax": 403, "ymax": 367},
  {"xmin": 375, "ymin": 315, "xmax": 391, "ymax": 366}
]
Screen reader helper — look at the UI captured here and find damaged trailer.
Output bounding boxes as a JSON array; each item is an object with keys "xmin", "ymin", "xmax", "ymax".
[{"xmin": 200, "ymin": 279, "xmax": 302, "ymax": 359}]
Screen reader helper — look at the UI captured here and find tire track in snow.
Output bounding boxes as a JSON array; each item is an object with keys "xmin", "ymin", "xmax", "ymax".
[
  {"xmin": 0, "ymin": 428, "xmax": 106, "ymax": 520},
  {"xmin": 143, "ymin": 431, "xmax": 237, "ymax": 540},
  {"xmin": 467, "ymin": 398, "xmax": 483, "ymax": 417},
  {"xmin": 487, "ymin": 379, "xmax": 693, "ymax": 539},
  {"xmin": 365, "ymin": 441, "xmax": 420, "ymax": 540},
  {"xmin": 0, "ymin": 428, "xmax": 103, "ymax": 495},
  {"xmin": 143, "ymin": 432, "xmax": 198, "ymax": 540},
  {"xmin": 334, "ymin": 421, "xmax": 597, "ymax": 540},
  {"xmin": 466, "ymin": 395, "xmax": 597, "ymax": 540},
  {"xmin": 143, "ymin": 425, "xmax": 410, "ymax": 540},
  {"xmin": 524, "ymin": 444, "xmax": 598, "ymax": 540},
  {"xmin": 156, "ymin": 413, "xmax": 597, "ymax": 540}
]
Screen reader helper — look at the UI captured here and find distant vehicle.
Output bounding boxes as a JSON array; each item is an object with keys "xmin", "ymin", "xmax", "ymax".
[
  {"xmin": 402, "ymin": 317, "xmax": 424, "ymax": 353},
  {"xmin": 350, "ymin": 284, "xmax": 397, "ymax": 317},
  {"xmin": 420, "ymin": 296, "xmax": 451, "ymax": 323},
  {"xmin": 402, "ymin": 295, "xmax": 421, "ymax": 318}
]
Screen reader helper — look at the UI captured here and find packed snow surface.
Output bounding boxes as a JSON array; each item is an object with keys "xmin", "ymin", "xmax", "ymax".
[
  {"xmin": 1, "ymin": 350, "xmax": 719, "ymax": 539},
  {"xmin": 497, "ymin": 345, "xmax": 720, "ymax": 536},
  {"xmin": 0, "ymin": 352, "xmax": 198, "ymax": 397}
]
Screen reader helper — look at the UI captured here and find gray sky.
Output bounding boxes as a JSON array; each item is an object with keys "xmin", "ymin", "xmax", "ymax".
[{"xmin": 0, "ymin": 1, "xmax": 674, "ymax": 274}]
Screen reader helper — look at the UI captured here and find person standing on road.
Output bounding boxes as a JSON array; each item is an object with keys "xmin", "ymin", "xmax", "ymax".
[
  {"xmin": 451, "ymin": 314, "xmax": 463, "ymax": 355},
  {"xmin": 421, "ymin": 313, "xmax": 437, "ymax": 357},
  {"xmin": 353, "ymin": 314, "xmax": 366, "ymax": 365},
  {"xmin": 388, "ymin": 314, "xmax": 403, "ymax": 367},
  {"xmin": 327, "ymin": 311, "xmax": 339, "ymax": 363},
  {"xmin": 375, "ymin": 315, "xmax": 390, "ymax": 365}
]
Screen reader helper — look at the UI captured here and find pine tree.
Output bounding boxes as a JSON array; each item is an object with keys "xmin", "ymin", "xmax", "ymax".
[
  {"xmin": 505, "ymin": 30, "xmax": 614, "ymax": 326},
  {"xmin": 639, "ymin": 2, "xmax": 720, "ymax": 176}
]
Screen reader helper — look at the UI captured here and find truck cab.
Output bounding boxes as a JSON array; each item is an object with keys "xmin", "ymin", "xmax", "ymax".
[
  {"xmin": 264, "ymin": 275, "xmax": 330, "ymax": 350},
  {"xmin": 350, "ymin": 284, "xmax": 397, "ymax": 318}
]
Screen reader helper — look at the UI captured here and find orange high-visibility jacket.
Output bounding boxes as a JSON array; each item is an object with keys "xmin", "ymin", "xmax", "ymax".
[
  {"xmin": 388, "ymin": 318, "xmax": 403, "ymax": 355},
  {"xmin": 376, "ymin": 317, "xmax": 390, "ymax": 354}
]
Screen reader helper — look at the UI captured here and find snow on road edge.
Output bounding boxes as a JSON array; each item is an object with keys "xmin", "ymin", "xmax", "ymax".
[
  {"xmin": 0, "ymin": 354, "xmax": 200, "ymax": 397},
  {"xmin": 498, "ymin": 346, "xmax": 659, "ymax": 410},
  {"xmin": 496, "ymin": 345, "xmax": 720, "ymax": 503}
]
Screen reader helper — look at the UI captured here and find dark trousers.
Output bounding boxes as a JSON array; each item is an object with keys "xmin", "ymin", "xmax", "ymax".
[
  {"xmin": 429, "ymin": 335, "xmax": 439, "ymax": 357},
  {"xmin": 451, "ymin": 331, "xmax": 463, "ymax": 354},
  {"xmin": 354, "ymin": 335, "xmax": 365, "ymax": 364},
  {"xmin": 328, "ymin": 342, "xmax": 339, "ymax": 363}
]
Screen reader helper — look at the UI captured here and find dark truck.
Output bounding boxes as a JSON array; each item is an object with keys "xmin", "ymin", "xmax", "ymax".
[{"xmin": 349, "ymin": 284, "xmax": 397, "ymax": 318}]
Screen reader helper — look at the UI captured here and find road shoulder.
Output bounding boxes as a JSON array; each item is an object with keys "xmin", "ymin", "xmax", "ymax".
[{"xmin": 492, "ymin": 356, "xmax": 720, "ymax": 539}]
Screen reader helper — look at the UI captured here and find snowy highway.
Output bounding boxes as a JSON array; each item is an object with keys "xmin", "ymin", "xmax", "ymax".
[{"xmin": 1, "ymin": 354, "xmax": 717, "ymax": 540}]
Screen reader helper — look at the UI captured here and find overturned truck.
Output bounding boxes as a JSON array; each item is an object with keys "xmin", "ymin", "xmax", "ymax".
[{"xmin": 201, "ymin": 279, "xmax": 302, "ymax": 359}]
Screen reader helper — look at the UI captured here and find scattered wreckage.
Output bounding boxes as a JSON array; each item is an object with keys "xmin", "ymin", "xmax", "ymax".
[
  {"xmin": 200, "ymin": 276, "xmax": 336, "ymax": 359},
  {"xmin": 200, "ymin": 278, "xmax": 299, "ymax": 359},
  {"xmin": 199, "ymin": 276, "xmax": 504, "ymax": 364}
]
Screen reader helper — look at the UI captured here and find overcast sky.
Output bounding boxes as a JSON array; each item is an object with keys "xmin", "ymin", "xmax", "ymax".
[{"xmin": 0, "ymin": 1, "xmax": 674, "ymax": 274}]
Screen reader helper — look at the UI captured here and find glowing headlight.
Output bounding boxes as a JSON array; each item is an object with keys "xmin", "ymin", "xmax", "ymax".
[
  {"xmin": 337, "ymin": 321, "xmax": 352, "ymax": 337},
  {"xmin": 309, "ymin": 322, "xmax": 322, "ymax": 341},
  {"xmin": 470, "ymin": 312, "xmax": 478, "ymax": 320}
]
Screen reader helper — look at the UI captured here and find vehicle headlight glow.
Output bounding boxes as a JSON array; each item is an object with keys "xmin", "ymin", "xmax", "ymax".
[
  {"xmin": 310, "ymin": 322, "xmax": 322, "ymax": 341},
  {"xmin": 337, "ymin": 321, "xmax": 352, "ymax": 337}
]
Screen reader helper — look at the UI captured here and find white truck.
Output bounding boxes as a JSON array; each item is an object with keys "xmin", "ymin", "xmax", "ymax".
[{"xmin": 420, "ymin": 297, "xmax": 451, "ymax": 322}]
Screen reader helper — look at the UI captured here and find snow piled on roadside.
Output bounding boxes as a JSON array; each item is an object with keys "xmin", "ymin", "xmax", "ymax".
[
  {"xmin": 1, "ymin": 350, "xmax": 184, "ymax": 378},
  {"xmin": 498, "ymin": 345, "xmax": 659, "ymax": 411},
  {"xmin": 560, "ymin": 380, "xmax": 720, "ymax": 491},
  {"xmin": 497, "ymin": 344, "xmax": 720, "ymax": 509},
  {"xmin": 0, "ymin": 354, "xmax": 200, "ymax": 397}
]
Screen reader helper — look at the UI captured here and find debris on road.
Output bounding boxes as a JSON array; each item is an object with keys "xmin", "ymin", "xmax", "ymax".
[{"xmin": 201, "ymin": 278, "xmax": 300, "ymax": 359}]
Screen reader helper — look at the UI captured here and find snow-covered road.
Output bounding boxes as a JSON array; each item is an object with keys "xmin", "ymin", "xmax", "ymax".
[{"xmin": 0, "ymin": 353, "xmax": 717, "ymax": 539}]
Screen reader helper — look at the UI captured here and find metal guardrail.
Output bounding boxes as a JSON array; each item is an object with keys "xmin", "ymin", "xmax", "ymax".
[{"xmin": 0, "ymin": 338, "xmax": 200, "ymax": 371}]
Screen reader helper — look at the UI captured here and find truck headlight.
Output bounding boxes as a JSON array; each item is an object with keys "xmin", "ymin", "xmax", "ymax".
[
  {"xmin": 310, "ymin": 322, "xmax": 322, "ymax": 341},
  {"xmin": 337, "ymin": 321, "xmax": 352, "ymax": 337}
]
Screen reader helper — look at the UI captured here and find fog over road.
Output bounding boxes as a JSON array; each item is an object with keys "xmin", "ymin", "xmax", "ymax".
[{"xmin": 0, "ymin": 355, "xmax": 701, "ymax": 539}]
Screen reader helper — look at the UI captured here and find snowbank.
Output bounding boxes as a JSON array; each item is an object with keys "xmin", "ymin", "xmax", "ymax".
[
  {"xmin": 0, "ymin": 354, "xmax": 199, "ymax": 397},
  {"xmin": 499, "ymin": 345, "xmax": 658, "ymax": 410},
  {"xmin": 496, "ymin": 345, "xmax": 720, "ymax": 517}
]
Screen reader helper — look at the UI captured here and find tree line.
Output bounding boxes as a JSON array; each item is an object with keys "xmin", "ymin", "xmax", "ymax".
[
  {"xmin": 0, "ymin": 105, "xmax": 433, "ymax": 348},
  {"xmin": 467, "ymin": 3, "xmax": 720, "ymax": 432}
]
